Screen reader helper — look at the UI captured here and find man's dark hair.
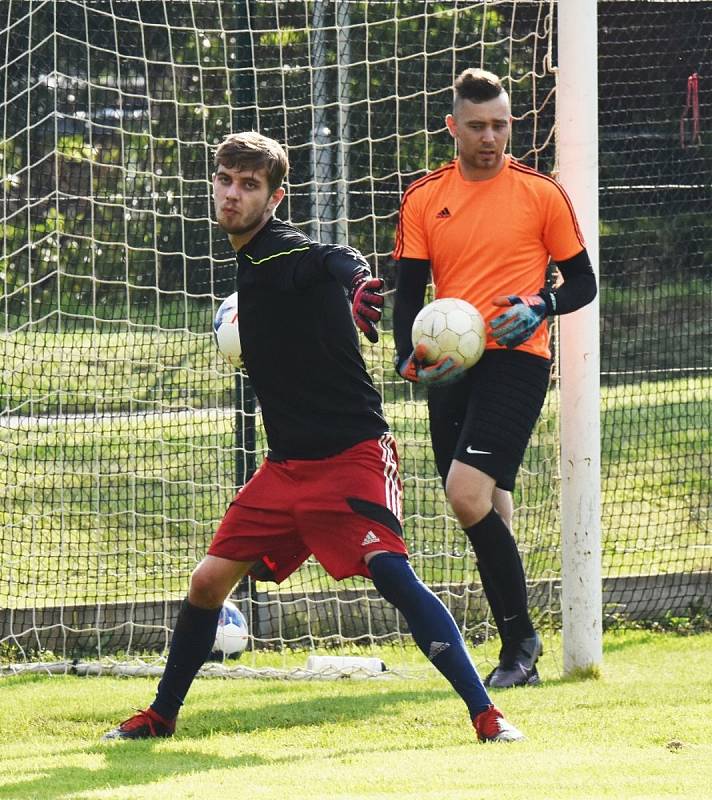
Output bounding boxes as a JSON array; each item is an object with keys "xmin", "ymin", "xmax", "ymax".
[
  {"xmin": 214, "ymin": 132, "xmax": 289, "ymax": 194},
  {"xmin": 454, "ymin": 68, "xmax": 506, "ymax": 106}
]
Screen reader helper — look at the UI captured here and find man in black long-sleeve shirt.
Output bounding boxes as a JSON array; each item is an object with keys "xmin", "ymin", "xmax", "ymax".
[{"xmin": 103, "ymin": 131, "xmax": 523, "ymax": 744}]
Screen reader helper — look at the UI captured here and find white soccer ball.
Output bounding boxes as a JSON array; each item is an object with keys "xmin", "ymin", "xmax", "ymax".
[
  {"xmin": 213, "ymin": 292, "xmax": 242, "ymax": 368},
  {"xmin": 213, "ymin": 600, "xmax": 249, "ymax": 658},
  {"xmin": 411, "ymin": 297, "xmax": 486, "ymax": 369}
]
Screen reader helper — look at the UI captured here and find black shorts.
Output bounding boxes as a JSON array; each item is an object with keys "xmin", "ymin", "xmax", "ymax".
[{"xmin": 427, "ymin": 349, "xmax": 552, "ymax": 491}]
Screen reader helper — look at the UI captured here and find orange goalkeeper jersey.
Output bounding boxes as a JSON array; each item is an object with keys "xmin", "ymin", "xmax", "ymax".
[{"xmin": 392, "ymin": 155, "xmax": 586, "ymax": 359}]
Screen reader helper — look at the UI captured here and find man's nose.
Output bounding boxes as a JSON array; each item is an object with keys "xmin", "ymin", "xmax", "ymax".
[{"xmin": 224, "ymin": 181, "xmax": 240, "ymax": 198}]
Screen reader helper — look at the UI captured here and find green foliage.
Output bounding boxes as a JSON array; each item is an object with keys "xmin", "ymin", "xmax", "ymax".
[
  {"xmin": 629, "ymin": 605, "xmax": 712, "ymax": 635},
  {"xmin": 2, "ymin": 1, "xmax": 557, "ymax": 321}
]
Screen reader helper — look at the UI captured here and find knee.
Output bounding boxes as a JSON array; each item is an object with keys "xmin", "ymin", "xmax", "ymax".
[
  {"xmin": 188, "ymin": 563, "xmax": 226, "ymax": 609},
  {"xmin": 446, "ymin": 474, "xmax": 492, "ymax": 527}
]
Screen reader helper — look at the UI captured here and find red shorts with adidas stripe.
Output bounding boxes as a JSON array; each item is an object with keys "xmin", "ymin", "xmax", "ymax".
[{"xmin": 208, "ymin": 434, "xmax": 408, "ymax": 583}]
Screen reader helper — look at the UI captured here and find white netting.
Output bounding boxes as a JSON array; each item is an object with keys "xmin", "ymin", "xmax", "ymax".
[{"xmin": 2, "ymin": 0, "xmax": 560, "ymax": 675}]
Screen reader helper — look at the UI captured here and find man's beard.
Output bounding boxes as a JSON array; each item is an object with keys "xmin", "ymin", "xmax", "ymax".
[
  {"xmin": 219, "ymin": 214, "xmax": 262, "ymax": 236},
  {"xmin": 218, "ymin": 204, "xmax": 269, "ymax": 235}
]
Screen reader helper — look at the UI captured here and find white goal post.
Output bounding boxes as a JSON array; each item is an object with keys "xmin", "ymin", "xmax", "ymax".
[{"xmin": 557, "ymin": 0, "xmax": 603, "ymax": 674}]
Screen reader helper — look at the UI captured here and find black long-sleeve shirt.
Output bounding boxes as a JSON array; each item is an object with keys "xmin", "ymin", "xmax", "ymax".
[{"xmin": 235, "ymin": 218, "xmax": 388, "ymax": 460}]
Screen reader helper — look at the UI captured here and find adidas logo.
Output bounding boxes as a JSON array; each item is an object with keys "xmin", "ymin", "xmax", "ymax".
[
  {"xmin": 361, "ymin": 530, "xmax": 381, "ymax": 546},
  {"xmin": 428, "ymin": 640, "xmax": 451, "ymax": 661},
  {"xmin": 435, "ymin": 207, "xmax": 451, "ymax": 218}
]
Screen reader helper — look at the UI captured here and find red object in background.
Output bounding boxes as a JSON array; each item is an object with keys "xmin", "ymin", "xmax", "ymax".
[{"xmin": 680, "ymin": 72, "xmax": 701, "ymax": 148}]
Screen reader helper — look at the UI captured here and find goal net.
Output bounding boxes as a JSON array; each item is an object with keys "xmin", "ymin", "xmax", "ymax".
[{"xmin": 2, "ymin": 0, "xmax": 709, "ymax": 676}]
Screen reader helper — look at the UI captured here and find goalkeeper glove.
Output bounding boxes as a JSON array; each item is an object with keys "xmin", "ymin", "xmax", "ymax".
[
  {"xmin": 397, "ymin": 343, "xmax": 466, "ymax": 386},
  {"xmin": 490, "ymin": 293, "xmax": 550, "ymax": 349},
  {"xmin": 349, "ymin": 272, "xmax": 384, "ymax": 344}
]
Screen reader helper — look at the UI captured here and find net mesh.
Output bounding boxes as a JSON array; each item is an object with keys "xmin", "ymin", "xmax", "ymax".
[
  {"xmin": 1, "ymin": 0, "xmax": 710, "ymax": 673},
  {"xmin": 597, "ymin": 0, "xmax": 711, "ymax": 625}
]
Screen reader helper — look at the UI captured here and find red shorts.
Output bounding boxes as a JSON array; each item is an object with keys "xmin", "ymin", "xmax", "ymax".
[{"xmin": 208, "ymin": 434, "xmax": 408, "ymax": 583}]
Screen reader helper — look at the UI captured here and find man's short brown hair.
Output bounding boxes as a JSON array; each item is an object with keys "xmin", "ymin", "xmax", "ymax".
[
  {"xmin": 454, "ymin": 68, "xmax": 506, "ymax": 107},
  {"xmin": 214, "ymin": 132, "xmax": 289, "ymax": 194}
]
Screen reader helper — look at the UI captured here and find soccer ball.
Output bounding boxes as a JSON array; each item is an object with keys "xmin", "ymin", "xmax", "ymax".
[
  {"xmin": 212, "ymin": 600, "xmax": 249, "ymax": 658},
  {"xmin": 213, "ymin": 292, "xmax": 242, "ymax": 368},
  {"xmin": 411, "ymin": 297, "xmax": 485, "ymax": 369}
]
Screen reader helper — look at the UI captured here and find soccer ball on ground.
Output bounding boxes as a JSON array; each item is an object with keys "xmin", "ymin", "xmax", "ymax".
[
  {"xmin": 213, "ymin": 292, "xmax": 242, "ymax": 368},
  {"xmin": 212, "ymin": 600, "xmax": 249, "ymax": 658},
  {"xmin": 411, "ymin": 297, "xmax": 486, "ymax": 369}
]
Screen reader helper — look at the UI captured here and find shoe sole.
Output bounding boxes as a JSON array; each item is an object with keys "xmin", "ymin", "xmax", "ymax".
[{"xmin": 102, "ymin": 727, "xmax": 174, "ymax": 741}]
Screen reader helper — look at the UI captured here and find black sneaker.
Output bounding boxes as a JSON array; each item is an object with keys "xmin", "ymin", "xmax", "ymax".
[
  {"xmin": 102, "ymin": 707, "xmax": 176, "ymax": 740},
  {"xmin": 485, "ymin": 633, "xmax": 543, "ymax": 689}
]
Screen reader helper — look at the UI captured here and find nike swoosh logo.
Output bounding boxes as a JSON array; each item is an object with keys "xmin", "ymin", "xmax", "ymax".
[{"xmin": 466, "ymin": 447, "xmax": 492, "ymax": 455}]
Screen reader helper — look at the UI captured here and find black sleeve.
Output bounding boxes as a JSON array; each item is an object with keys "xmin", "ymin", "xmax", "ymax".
[
  {"xmin": 392, "ymin": 258, "xmax": 430, "ymax": 364},
  {"xmin": 322, "ymin": 244, "xmax": 372, "ymax": 289},
  {"xmin": 540, "ymin": 248, "xmax": 597, "ymax": 315},
  {"xmin": 291, "ymin": 243, "xmax": 371, "ymax": 291}
]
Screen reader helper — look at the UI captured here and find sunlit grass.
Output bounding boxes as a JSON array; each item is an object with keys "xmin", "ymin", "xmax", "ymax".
[{"xmin": 0, "ymin": 631, "xmax": 710, "ymax": 800}]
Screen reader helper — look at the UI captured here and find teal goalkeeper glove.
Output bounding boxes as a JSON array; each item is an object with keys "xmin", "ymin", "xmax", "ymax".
[
  {"xmin": 490, "ymin": 293, "xmax": 550, "ymax": 349},
  {"xmin": 397, "ymin": 343, "xmax": 466, "ymax": 386}
]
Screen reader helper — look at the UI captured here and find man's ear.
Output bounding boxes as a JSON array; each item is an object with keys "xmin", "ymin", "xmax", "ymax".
[
  {"xmin": 445, "ymin": 113, "xmax": 457, "ymax": 138},
  {"xmin": 269, "ymin": 186, "xmax": 286, "ymax": 211}
]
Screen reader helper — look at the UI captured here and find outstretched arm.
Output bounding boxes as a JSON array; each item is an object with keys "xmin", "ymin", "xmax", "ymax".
[{"xmin": 321, "ymin": 245, "xmax": 384, "ymax": 343}]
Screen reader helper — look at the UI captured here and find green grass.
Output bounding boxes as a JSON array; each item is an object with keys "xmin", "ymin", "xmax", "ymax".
[
  {"xmin": 0, "ymin": 330, "xmax": 234, "ymax": 414},
  {"xmin": 0, "ymin": 631, "xmax": 710, "ymax": 799}
]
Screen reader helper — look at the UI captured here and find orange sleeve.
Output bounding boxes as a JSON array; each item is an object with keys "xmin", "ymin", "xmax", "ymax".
[
  {"xmin": 541, "ymin": 181, "xmax": 586, "ymax": 262},
  {"xmin": 392, "ymin": 185, "xmax": 430, "ymax": 261}
]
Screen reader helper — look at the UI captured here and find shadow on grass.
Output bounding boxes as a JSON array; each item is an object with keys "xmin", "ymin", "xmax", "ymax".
[
  {"xmin": 181, "ymin": 686, "xmax": 453, "ymax": 736},
  {"xmin": 0, "ymin": 748, "xmax": 270, "ymax": 800},
  {"xmin": 0, "ymin": 687, "xmax": 454, "ymax": 800}
]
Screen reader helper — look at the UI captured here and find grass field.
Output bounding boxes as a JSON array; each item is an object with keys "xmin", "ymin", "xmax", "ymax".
[{"xmin": 0, "ymin": 631, "xmax": 710, "ymax": 799}]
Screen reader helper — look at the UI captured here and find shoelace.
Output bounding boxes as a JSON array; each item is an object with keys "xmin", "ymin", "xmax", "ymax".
[
  {"xmin": 476, "ymin": 707, "xmax": 501, "ymax": 738},
  {"xmin": 120, "ymin": 709, "xmax": 155, "ymax": 732}
]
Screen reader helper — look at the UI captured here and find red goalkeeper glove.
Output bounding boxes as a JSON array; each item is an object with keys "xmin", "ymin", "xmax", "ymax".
[
  {"xmin": 349, "ymin": 273, "xmax": 384, "ymax": 343},
  {"xmin": 490, "ymin": 293, "xmax": 550, "ymax": 348},
  {"xmin": 397, "ymin": 343, "xmax": 466, "ymax": 386}
]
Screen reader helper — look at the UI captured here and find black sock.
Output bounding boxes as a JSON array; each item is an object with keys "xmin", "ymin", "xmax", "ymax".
[
  {"xmin": 476, "ymin": 559, "xmax": 508, "ymax": 645},
  {"xmin": 465, "ymin": 509, "xmax": 535, "ymax": 642},
  {"xmin": 151, "ymin": 598, "xmax": 221, "ymax": 721},
  {"xmin": 369, "ymin": 553, "xmax": 491, "ymax": 719}
]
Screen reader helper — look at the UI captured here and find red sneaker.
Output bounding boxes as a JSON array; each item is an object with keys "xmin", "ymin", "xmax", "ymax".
[
  {"xmin": 102, "ymin": 707, "xmax": 176, "ymax": 740},
  {"xmin": 473, "ymin": 704, "xmax": 524, "ymax": 743}
]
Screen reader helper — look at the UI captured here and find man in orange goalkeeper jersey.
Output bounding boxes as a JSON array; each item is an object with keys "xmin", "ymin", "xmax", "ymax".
[{"xmin": 392, "ymin": 68, "xmax": 597, "ymax": 688}]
